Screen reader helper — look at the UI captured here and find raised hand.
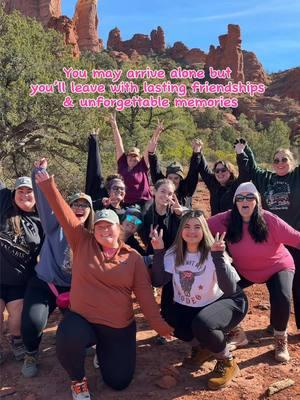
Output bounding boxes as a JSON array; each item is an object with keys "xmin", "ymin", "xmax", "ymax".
[
  {"xmin": 148, "ymin": 119, "xmax": 164, "ymax": 153},
  {"xmin": 234, "ymin": 138, "xmax": 247, "ymax": 154},
  {"xmin": 34, "ymin": 157, "xmax": 48, "ymax": 169},
  {"xmin": 170, "ymin": 193, "xmax": 183, "ymax": 215},
  {"xmin": 109, "ymin": 110, "xmax": 118, "ymax": 129},
  {"xmin": 150, "ymin": 225, "xmax": 164, "ymax": 249},
  {"xmin": 91, "ymin": 128, "xmax": 100, "ymax": 136},
  {"xmin": 192, "ymin": 138, "xmax": 203, "ymax": 153},
  {"xmin": 35, "ymin": 170, "xmax": 50, "ymax": 184},
  {"xmin": 211, "ymin": 232, "xmax": 226, "ymax": 252}
]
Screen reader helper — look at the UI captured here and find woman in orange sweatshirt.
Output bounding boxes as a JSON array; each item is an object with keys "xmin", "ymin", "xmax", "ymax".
[{"xmin": 35, "ymin": 170, "xmax": 172, "ymax": 400}]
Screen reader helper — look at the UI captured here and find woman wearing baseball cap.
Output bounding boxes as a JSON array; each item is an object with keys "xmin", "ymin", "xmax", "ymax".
[
  {"xmin": 0, "ymin": 176, "xmax": 42, "ymax": 365},
  {"xmin": 35, "ymin": 171, "xmax": 173, "ymax": 400},
  {"xmin": 208, "ymin": 182, "xmax": 300, "ymax": 363},
  {"xmin": 20, "ymin": 158, "xmax": 94, "ymax": 378}
]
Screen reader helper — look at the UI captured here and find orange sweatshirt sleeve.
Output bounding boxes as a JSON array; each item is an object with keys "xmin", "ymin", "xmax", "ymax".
[
  {"xmin": 38, "ymin": 176, "xmax": 83, "ymax": 251},
  {"xmin": 132, "ymin": 255, "xmax": 173, "ymax": 336}
]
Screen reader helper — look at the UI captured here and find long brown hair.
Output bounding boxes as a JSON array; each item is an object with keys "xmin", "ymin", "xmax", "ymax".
[{"xmin": 167, "ymin": 210, "xmax": 214, "ymax": 267}]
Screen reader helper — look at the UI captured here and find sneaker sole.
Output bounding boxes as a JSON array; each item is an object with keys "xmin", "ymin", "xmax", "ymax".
[{"xmin": 227, "ymin": 338, "xmax": 249, "ymax": 351}]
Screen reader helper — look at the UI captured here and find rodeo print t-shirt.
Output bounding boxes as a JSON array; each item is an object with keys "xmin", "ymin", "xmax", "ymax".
[{"xmin": 164, "ymin": 251, "xmax": 224, "ymax": 307}]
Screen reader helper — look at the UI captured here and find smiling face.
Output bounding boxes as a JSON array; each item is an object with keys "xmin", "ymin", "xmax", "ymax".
[
  {"xmin": 14, "ymin": 187, "xmax": 36, "ymax": 212},
  {"xmin": 127, "ymin": 154, "xmax": 140, "ymax": 169},
  {"xmin": 181, "ymin": 217, "xmax": 204, "ymax": 249},
  {"xmin": 70, "ymin": 199, "xmax": 91, "ymax": 224},
  {"xmin": 235, "ymin": 192, "xmax": 257, "ymax": 222},
  {"xmin": 273, "ymin": 151, "xmax": 293, "ymax": 176},
  {"xmin": 166, "ymin": 173, "xmax": 181, "ymax": 190},
  {"xmin": 214, "ymin": 162, "xmax": 231, "ymax": 186},
  {"xmin": 94, "ymin": 221, "xmax": 120, "ymax": 248},
  {"xmin": 108, "ymin": 180, "xmax": 126, "ymax": 204},
  {"xmin": 154, "ymin": 182, "xmax": 175, "ymax": 208}
]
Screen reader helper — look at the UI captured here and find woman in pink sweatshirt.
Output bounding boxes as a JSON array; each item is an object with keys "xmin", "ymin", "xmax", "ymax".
[{"xmin": 208, "ymin": 182, "xmax": 300, "ymax": 364}]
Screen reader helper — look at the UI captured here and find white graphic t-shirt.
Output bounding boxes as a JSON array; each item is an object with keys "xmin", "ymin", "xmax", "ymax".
[{"xmin": 164, "ymin": 251, "xmax": 237, "ymax": 307}]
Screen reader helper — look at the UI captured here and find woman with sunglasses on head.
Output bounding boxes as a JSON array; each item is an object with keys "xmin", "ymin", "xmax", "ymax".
[
  {"xmin": 34, "ymin": 170, "xmax": 173, "ymax": 400},
  {"xmin": 21, "ymin": 158, "xmax": 94, "ymax": 378},
  {"xmin": 208, "ymin": 182, "xmax": 300, "ymax": 363},
  {"xmin": 239, "ymin": 145, "xmax": 300, "ymax": 332},
  {"xmin": 151, "ymin": 210, "xmax": 248, "ymax": 390},
  {"xmin": 196, "ymin": 140, "xmax": 251, "ymax": 215},
  {"xmin": 0, "ymin": 177, "xmax": 43, "ymax": 365}
]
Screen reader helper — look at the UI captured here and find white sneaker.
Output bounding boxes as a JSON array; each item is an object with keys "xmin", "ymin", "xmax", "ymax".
[
  {"xmin": 274, "ymin": 334, "xmax": 290, "ymax": 362},
  {"xmin": 71, "ymin": 377, "xmax": 91, "ymax": 400},
  {"xmin": 227, "ymin": 326, "xmax": 248, "ymax": 351}
]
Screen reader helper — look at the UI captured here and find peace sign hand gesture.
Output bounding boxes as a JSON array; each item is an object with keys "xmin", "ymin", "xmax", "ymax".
[
  {"xmin": 170, "ymin": 193, "xmax": 183, "ymax": 216},
  {"xmin": 150, "ymin": 225, "xmax": 164, "ymax": 250},
  {"xmin": 211, "ymin": 232, "xmax": 226, "ymax": 252}
]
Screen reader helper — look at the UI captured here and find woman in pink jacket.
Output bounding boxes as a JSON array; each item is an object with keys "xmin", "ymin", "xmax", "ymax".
[{"xmin": 208, "ymin": 182, "xmax": 300, "ymax": 363}]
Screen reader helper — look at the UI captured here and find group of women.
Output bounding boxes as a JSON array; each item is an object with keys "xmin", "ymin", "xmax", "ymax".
[{"xmin": 0, "ymin": 114, "xmax": 299, "ymax": 400}]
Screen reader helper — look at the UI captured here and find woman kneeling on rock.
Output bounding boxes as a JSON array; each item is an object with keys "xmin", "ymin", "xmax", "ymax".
[
  {"xmin": 35, "ymin": 170, "xmax": 173, "ymax": 400},
  {"xmin": 151, "ymin": 210, "xmax": 248, "ymax": 390}
]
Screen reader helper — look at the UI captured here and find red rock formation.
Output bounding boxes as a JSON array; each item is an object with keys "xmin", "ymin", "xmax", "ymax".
[
  {"xmin": 184, "ymin": 48, "xmax": 206, "ymax": 65},
  {"xmin": 266, "ymin": 68, "xmax": 300, "ymax": 102},
  {"xmin": 74, "ymin": 0, "xmax": 100, "ymax": 52},
  {"xmin": 48, "ymin": 16, "xmax": 80, "ymax": 57},
  {"xmin": 150, "ymin": 26, "xmax": 165, "ymax": 54},
  {"xmin": 206, "ymin": 24, "xmax": 244, "ymax": 82},
  {"xmin": 4, "ymin": 0, "xmax": 61, "ymax": 25},
  {"xmin": 166, "ymin": 41, "xmax": 189, "ymax": 61},
  {"xmin": 107, "ymin": 27, "xmax": 122, "ymax": 51},
  {"xmin": 243, "ymin": 50, "xmax": 268, "ymax": 83},
  {"xmin": 124, "ymin": 34, "xmax": 152, "ymax": 55}
]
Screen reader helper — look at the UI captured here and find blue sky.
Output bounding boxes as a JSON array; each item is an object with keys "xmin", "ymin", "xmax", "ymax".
[{"xmin": 62, "ymin": 0, "xmax": 300, "ymax": 73}]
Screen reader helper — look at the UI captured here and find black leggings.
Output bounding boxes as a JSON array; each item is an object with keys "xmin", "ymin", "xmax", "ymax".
[
  {"xmin": 56, "ymin": 311, "xmax": 136, "ymax": 391},
  {"xmin": 286, "ymin": 246, "xmax": 300, "ymax": 329},
  {"xmin": 21, "ymin": 276, "xmax": 69, "ymax": 352},
  {"xmin": 164, "ymin": 290, "xmax": 248, "ymax": 353},
  {"xmin": 239, "ymin": 269, "xmax": 294, "ymax": 331}
]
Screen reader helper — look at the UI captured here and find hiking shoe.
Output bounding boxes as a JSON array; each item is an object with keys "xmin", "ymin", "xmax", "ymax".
[
  {"xmin": 227, "ymin": 326, "xmax": 248, "ymax": 351},
  {"xmin": 208, "ymin": 357, "xmax": 240, "ymax": 390},
  {"xmin": 71, "ymin": 377, "xmax": 91, "ymax": 400},
  {"xmin": 21, "ymin": 352, "xmax": 38, "ymax": 378},
  {"xmin": 274, "ymin": 334, "xmax": 290, "ymax": 362},
  {"xmin": 183, "ymin": 346, "xmax": 214, "ymax": 367},
  {"xmin": 11, "ymin": 336, "xmax": 26, "ymax": 361}
]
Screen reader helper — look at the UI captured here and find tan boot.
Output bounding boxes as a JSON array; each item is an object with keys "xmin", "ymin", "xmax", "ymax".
[
  {"xmin": 208, "ymin": 357, "xmax": 240, "ymax": 390},
  {"xmin": 274, "ymin": 334, "xmax": 290, "ymax": 362},
  {"xmin": 183, "ymin": 345, "xmax": 214, "ymax": 367}
]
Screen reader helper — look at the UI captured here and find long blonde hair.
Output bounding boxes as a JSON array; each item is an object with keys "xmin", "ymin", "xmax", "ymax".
[{"xmin": 167, "ymin": 210, "xmax": 214, "ymax": 267}]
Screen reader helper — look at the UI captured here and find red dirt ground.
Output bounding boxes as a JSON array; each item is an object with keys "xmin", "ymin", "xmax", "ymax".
[{"xmin": 1, "ymin": 183, "xmax": 299, "ymax": 400}]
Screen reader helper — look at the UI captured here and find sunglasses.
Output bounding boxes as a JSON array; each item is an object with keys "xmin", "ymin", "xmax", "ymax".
[
  {"xmin": 71, "ymin": 202, "xmax": 90, "ymax": 209},
  {"xmin": 125, "ymin": 214, "xmax": 142, "ymax": 225},
  {"xmin": 235, "ymin": 194, "xmax": 257, "ymax": 202},
  {"xmin": 214, "ymin": 167, "xmax": 228, "ymax": 174},
  {"xmin": 111, "ymin": 186, "xmax": 125, "ymax": 192},
  {"xmin": 273, "ymin": 157, "xmax": 288, "ymax": 164}
]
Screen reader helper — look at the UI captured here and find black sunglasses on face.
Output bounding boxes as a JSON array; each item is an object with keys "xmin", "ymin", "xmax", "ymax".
[
  {"xmin": 214, "ymin": 167, "xmax": 228, "ymax": 174},
  {"xmin": 235, "ymin": 194, "xmax": 257, "ymax": 202},
  {"xmin": 273, "ymin": 157, "xmax": 288, "ymax": 164}
]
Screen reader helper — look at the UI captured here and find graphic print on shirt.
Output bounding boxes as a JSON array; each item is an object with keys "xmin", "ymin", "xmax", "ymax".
[
  {"xmin": 264, "ymin": 181, "xmax": 290, "ymax": 210},
  {"xmin": 0, "ymin": 218, "xmax": 33, "ymax": 263},
  {"xmin": 177, "ymin": 266, "xmax": 206, "ymax": 297}
]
